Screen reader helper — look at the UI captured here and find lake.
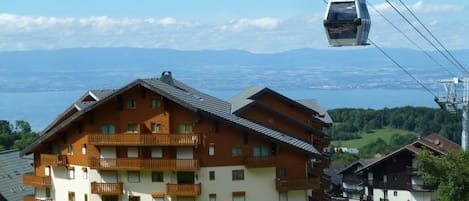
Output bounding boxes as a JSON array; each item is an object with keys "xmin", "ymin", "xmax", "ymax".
[{"xmin": 0, "ymin": 88, "xmax": 437, "ymax": 132}]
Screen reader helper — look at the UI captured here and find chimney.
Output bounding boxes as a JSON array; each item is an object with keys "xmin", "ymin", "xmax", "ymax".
[{"xmin": 160, "ymin": 71, "xmax": 175, "ymax": 86}]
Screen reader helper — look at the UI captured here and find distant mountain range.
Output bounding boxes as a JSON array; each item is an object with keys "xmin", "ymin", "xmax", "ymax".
[{"xmin": 1, "ymin": 47, "xmax": 468, "ymax": 92}]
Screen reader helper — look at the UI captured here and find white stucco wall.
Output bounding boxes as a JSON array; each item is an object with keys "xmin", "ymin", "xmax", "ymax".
[
  {"xmin": 371, "ymin": 188, "xmax": 438, "ymax": 201},
  {"xmin": 47, "ymin": 165, "xmax": 308, "ymax": 201}
]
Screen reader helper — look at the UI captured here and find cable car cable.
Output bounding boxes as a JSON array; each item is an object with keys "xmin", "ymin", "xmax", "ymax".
[
  {"xmin": 384, "ymin": 0, "xmax": 469, "ymax": 76},
  {"xmin": 366, "ymin": 1, "xmax": 457, "ymax": 77},
  {"xmin": 397, "ymin": 0, "xmax": 468, "ymax": 75},
  {"xmin": 369, "ymin": 39, "xmax": 437, "ymax": 97},
  {"xmin": 320, "ymin": 0, "xmax": 436, "ymax": 97}
]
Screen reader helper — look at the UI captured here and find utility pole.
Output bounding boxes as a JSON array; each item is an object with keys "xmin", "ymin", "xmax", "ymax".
[{"xmin": 435, "ymin": 77, "xmax": 468, "ymax": 150}]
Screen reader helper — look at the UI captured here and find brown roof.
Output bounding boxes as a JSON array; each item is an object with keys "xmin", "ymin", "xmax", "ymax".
[{"xmin": 357, "ymin": 134, "xmax": 460, "ymax": 172}]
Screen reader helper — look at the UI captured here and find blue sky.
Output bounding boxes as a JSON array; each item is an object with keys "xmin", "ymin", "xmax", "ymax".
[{"xmin": 0, "ymin": 0, "xmax": 467, "ymax": 52}]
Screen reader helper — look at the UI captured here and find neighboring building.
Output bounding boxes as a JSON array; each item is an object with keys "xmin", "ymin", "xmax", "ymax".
[
  {"xmin": 337, "ymin": 158, "xmax": 380, "ymax": 201},
  {"xmin": 356, "ymin": 134, "xmax": 460, "ymax": 201},
  {"xmin": 20, "ymin": 71, "xmax": 332, "ymax": 201},
  {"xmin": 0, "ymin": 149, "xmax": 34, "ymax": 201}
]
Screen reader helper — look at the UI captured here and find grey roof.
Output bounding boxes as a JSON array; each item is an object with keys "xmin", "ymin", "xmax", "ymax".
[
  {"xmin": 296, "ymin": 99, "xmax": 333, "ymax": 125},
  {"xmin": 0, "ymin": 149, "xmax": 33, "ymax": 201},
  {"xmin": 22, "ymin": 74, "xmax": 323, "ymax": 157},
  {"xmin": 228, "ymin": 86, "xmax": 264, "ymax": 112},
  {"xmin": 337, "ymin": 157, "xmax": 381, "ymax": 175},
  {"xmin": 228, "ymin": 87, "xmax": 333, "ymax": 126}
]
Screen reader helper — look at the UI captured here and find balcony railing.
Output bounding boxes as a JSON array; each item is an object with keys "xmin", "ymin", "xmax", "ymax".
[
  {"xmin": 40, "ymin": 154, "xmax": 67, "ymax": 166},
  {"xmin": 166, "ymin": 183, "xmax": 201, "ymax": 196},
  {"xmin": 276, "ymin": 177, "xmax": 320, "ymax": 192},
  {"xmin": 90, "ymin": 182, "xmax": 123, "ymax": 195},
  {"xmin": 88, "ymin": 134, "xmax": 200, "ymax": 146},
  {"xmin": 411, "ymin": 183, "xmax": 438, "ymax": 191},
  {"xmin": 23, "ymin": 195, "xmax": 54, "ymax": 201},
  {"xmin": 23, "ymin": 173, "xmax": 51, "ymax": 187},
  {"xmin": 24, "ymin": 195, "xmax": 53, "ymax": 201},
  {"xmin": 89, "ymin": 158, "xmax": 199, "ymax": 171},
  {"xmin": 245, "ymin": 156, "xmax": 278, "ymax": 168}
]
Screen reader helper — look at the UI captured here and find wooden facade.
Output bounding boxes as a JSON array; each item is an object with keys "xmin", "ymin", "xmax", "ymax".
[{"xmin": 21, "ymin": 72, "xmax": 332, "ymax": 201}]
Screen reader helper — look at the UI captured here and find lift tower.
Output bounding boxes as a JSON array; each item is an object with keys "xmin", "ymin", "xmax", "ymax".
[{"xmin": 435, "ymin": 77, "xmax": 469, "ymax": 150}]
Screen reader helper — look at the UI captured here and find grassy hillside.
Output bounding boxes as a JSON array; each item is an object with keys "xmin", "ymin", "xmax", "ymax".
[{"xmin": 331, "ymin": 127, "xmax": 418, "ymax": 149}]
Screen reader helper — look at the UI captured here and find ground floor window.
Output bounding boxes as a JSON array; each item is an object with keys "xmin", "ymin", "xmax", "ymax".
[
  {"xmin": 102, "ymin": 196, "xmax": 118, "ymax": 201},
  {"xmin": 129, "ymin": 196, "xmax": 140, "ymax": 201},
  {"xmin": 233, "ymin": 192, "xmax": 245, "ymax": 201},
  {"xmin": 279, "ymin": 192, "xmax": 288, "ymax": 201}
]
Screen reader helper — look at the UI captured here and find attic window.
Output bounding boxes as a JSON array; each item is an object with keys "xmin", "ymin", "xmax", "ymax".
[{"xmin": 127, "ymin": 99, "xmax": 137, "ymax": 109}]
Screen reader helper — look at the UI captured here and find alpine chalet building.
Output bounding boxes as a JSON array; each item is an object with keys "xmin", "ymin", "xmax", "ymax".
[{"xmin": 21, "ymin": 71, "xmax": 332, "ymax": 201}]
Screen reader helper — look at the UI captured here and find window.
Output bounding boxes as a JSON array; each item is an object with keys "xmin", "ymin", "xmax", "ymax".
[
  {"xmin": 253, "ymin": 145, "xmax": 269, "ymax": 158},
  {"xmin": 128, "ymin": 171, "xmax": 140, "ymax": 183},
  {"xmin": 129, "ymin": 196, "xmax": 140, "ymax": 201},
  {"xmin": 127, "ymin": 147, "xmax": 138, "ymax": 158},
  {"xmin": 84, "ymin": 194, "xmax": 88, "ymax": 201},
  {"xmin": 152, "ymin": 172, "xmax": 164, "ymax": 182},
  {"xmin": 232, "ymin": 170, "xmax": 244, "ymax": 181},
  {"xmin": 82, "ymin": 144, "xmax": 87, "ymax": 155},
  {"xmin": 127, "ymin": 123, "xmax": 138, "ymax": 133},
  {"xmin": 151, "ymin": 123, "xmax": 162, "ymax": 133},
  {"xmin": 209, "ymin": 144, "xmax": 215, "ymax": 156},
  {"xmin": 45, "ymin": 188, "xmax": 51, "ymax": 197},
  {"xmin": 67, "ymin": 167, "xmax": 75, "ymax": 179},
  {"xmin": 279, "ymin": 192, "xmax": 288, "ymax": 201},
  {"xmin": 209, "ymin": 171, "xmax": 215, "ymax": 180},
  {"xmin": 151, "ymin": 147, "xmax": 163, "ymax": 158},
  {"xmin": 67, "ymin": 144, "xmax": 74, "ymax": 155},
  {"xmin": 209, "ymin": 194, "xmax": 217, "ymax": 201},
  {"xmin": 232, "ymin": 192, "xmax": 245, "ymax": 201},
  {"xmin": 100, "ymin": 123, "xmax": 116, "ymax": 134},
  {"xmin": 68, "ymin": 192, "xmax": 75, "ymax": 201},
  {"xmin": 127, "ymin": 99, "xmax": 137, "ymax": 109},
  {"xmin": 278, "ymin": 167, "xmax": 287, "ymax": 178},
  {"xmin": 394, "ymin": 191, "xmax": 398, "ymax": 197},
  {"xmin": 178, "ymin": 123, "xmax": 193, "ymax": 134},
  {"xmin": 232, "ymin": 146, "xmax": 243, "ymax": 156},
  {"xmin": 151, "ymin": 98, "xmax": 162, "ymax": 109},
  {"xmin": 83, "ymin": 168, "xmax": 88, "ymax": 180}
]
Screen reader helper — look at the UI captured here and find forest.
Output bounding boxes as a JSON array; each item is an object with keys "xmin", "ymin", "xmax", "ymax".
[
  {"xmin": 324, "ymin": 106, "xmax": 461, "ymax": 144},
  {"xmin": 0, "ymin": 120, "xmax": 39, "ymax": 151},
  {"xmin": 324, "ymin": 106, "xmax": 462, "ymax": 164}
]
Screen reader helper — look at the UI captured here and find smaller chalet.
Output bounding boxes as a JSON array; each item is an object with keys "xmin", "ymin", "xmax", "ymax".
[{"xmin": 346, "ymin": 134, "xmax": 460, "ymax": 201}]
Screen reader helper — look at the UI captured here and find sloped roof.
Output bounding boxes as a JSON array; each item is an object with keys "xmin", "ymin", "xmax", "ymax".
[
  {"xmin": 228, "ymin": 87, "xmax": 332, "ymax": 126},
  {"xmin": 0, "ymin": 149, "xmax": 33, "ymax": 201},
  {"xmin": 22, "ymin": 73, "xmax": 325, "ymax": 157},
  {"xmin": 337, "ymin": 157, "xmax": 381, "ymax": 175},
  {"xmin": 356, "ymin": 134, "xmax": 461, "ymax": 173}
]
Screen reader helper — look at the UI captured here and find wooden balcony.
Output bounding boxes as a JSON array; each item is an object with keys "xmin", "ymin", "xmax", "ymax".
[
  {"xmin": 88, "ymin": 134, "xmax": 200, "ymax": 146},
  {"xmin": 166, "ymin": 183, "xmax": 201, "ymax": 196},
  {"xmin": 23, "ymin": 173, "xmax": 51, "ymax": 187},
  {"xmin": 40, "ymin": 154, "xmax": 68, "ymax": 166},
  {"xmin": 276, "ymin": 177, "xmax": 320, "ymax": 192},
  {"xmin": 91, "ymin": 182, "xmax": 123, "ymax": 195},
  {"xmin": 89, "ymin": 158, "xmax": 199, "ymax": 171},
  {"xmin": 24, "ymin": 195, "xmax": 53, "ymax": 201},
  {"xmin": 245, "ymin": 156, "xmax": 278, "ymax": 168}
]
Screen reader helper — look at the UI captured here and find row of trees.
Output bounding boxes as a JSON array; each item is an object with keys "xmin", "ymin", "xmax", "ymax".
[
  {"xmin": 325, "ymin": 106, "xmax": 461, "ymax": 143},
  {"xmin": 0, "ymin": 120, "xmax": 39, "ymax": 151}
]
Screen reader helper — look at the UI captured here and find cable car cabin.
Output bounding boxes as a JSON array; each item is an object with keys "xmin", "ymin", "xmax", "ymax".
[{"xmin": 324, "ymin": 0, "xmax": 371, "ymax": 47}]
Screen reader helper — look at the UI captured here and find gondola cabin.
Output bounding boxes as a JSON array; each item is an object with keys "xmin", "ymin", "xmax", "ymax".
[{"xmin": 324, "ymin": 0, "xmax": 371, "ymax": 47}]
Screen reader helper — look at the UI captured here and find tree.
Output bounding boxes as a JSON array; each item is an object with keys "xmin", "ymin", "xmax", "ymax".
[
  {"xmin": 416, "ymin": 150, "xmax": 469, "ymax": 201},
  {"xmin": 359, "ymin": 138, "xmax": 392, "ymax": 158}
]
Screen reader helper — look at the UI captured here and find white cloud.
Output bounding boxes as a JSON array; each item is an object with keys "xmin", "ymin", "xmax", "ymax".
[{"xmin": 221, "ymin": 17, "xmax": 279, "ymax": 32}]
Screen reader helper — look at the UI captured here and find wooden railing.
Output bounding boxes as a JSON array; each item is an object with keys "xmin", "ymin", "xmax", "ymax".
[
  {"xmin": 89, "ymin": 158, "xmax": 199, "ymax": 171},
  {"xmin": 166, "ymin": 183, "xmax": 201, "ymax": 196},
  {"xmin": 90, "ymin": 182, "xmax": 123, "ymax": 195},
  {"xmin": 245, "ymin": 156, "xmax": 278, "ymax": 168},
  {"xmin": 23, "ymin": 195, "xmax": 53, "ymax": 201},
  {"xmin": 88, "ymin": 134, "xmax": 200, "ymax": 146},
  {"xmin": 40, "ymin": 154, "xmax": 68, "ymax": 166},
  {"xmin": 23, "ymin": 173, "xmax": 51, "ymax": 187},
  {"xmin": 276, "ymin": 177, "xmax": 320, "ymax": 192}
]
